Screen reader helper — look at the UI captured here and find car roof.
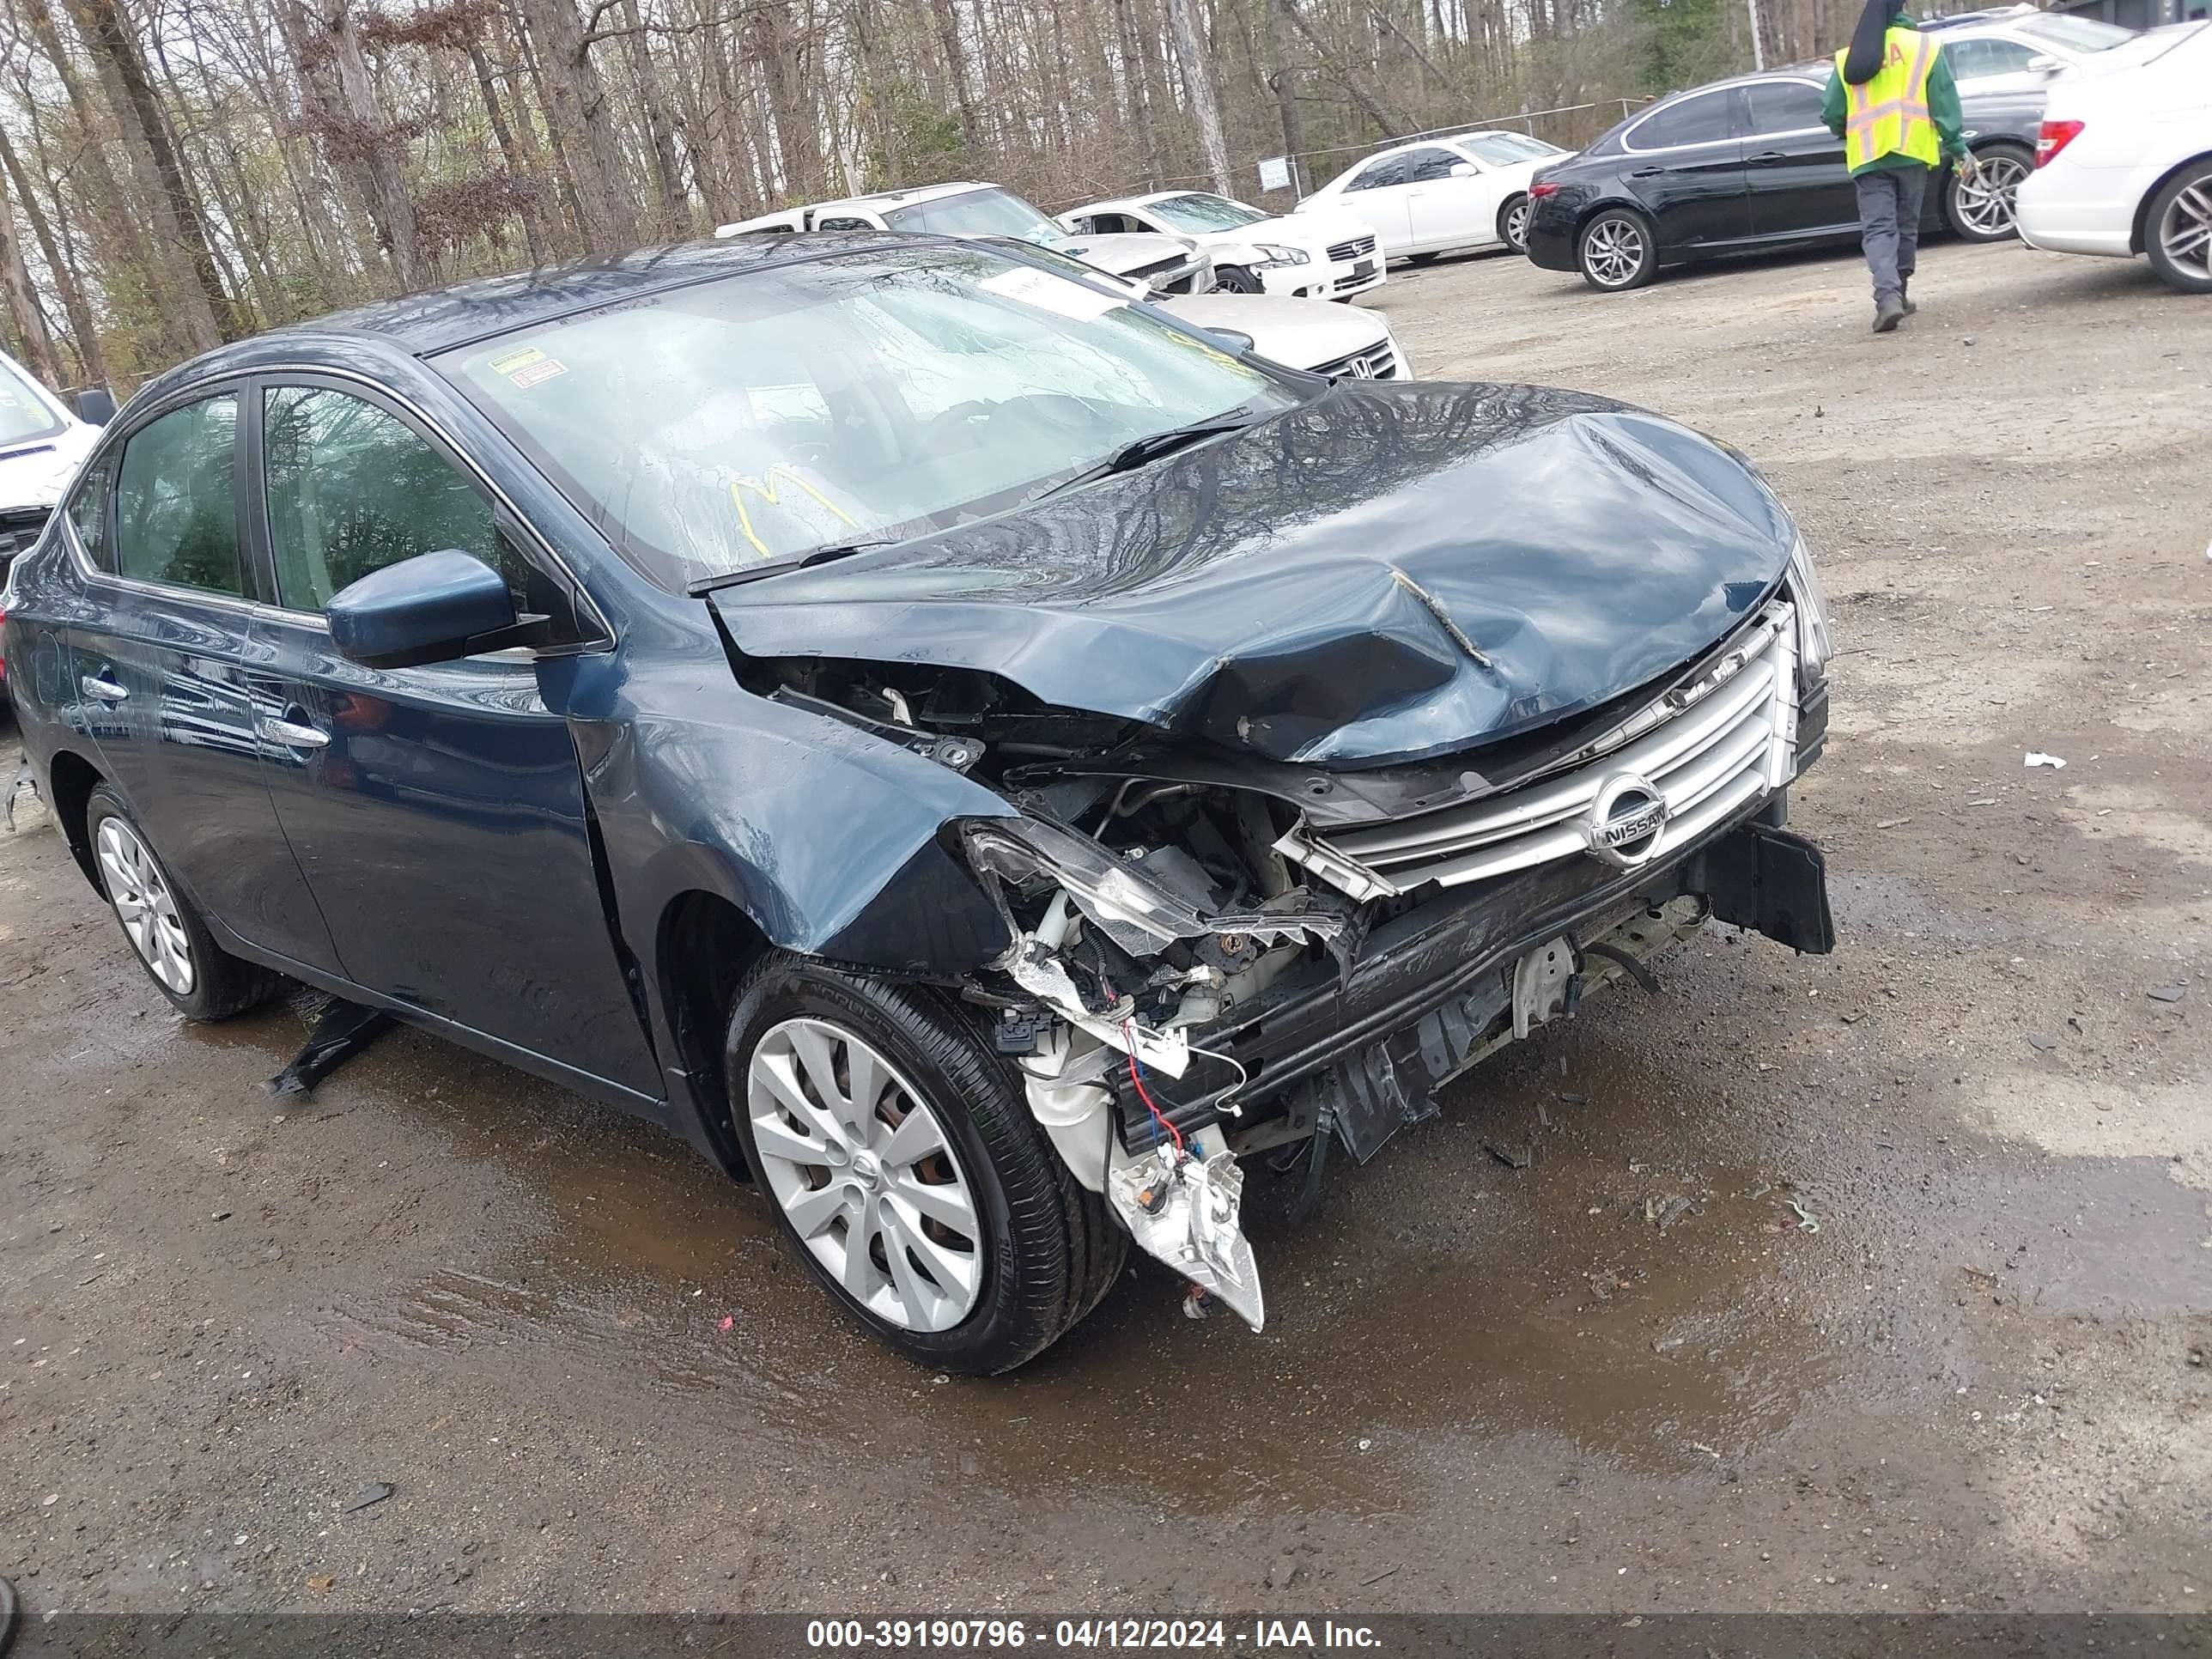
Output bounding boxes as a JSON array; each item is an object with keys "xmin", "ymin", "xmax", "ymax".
[{"xmin": 245, "ymin": 234, "xmax": 913, "ymax": 361}]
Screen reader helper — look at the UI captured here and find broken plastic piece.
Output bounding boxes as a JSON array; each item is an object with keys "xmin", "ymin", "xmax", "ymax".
[
  {"xmin": 2024, "ymin": 751, "xmax": 2067, "ymax": 770},
  {"xmin": 265, "ymin": 998, "xmax": 395, "ymax": 1097},
  {"xmin": 1108, "ymin": 1143, "xmax": 1264, "ymax": 1332}
]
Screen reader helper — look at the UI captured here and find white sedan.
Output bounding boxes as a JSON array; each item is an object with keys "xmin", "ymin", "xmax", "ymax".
[
  {"xmin": 987, "ymin": 240, "xmax": 1411, "ymax": 380},
  {"xmin": 2016, "ymin": 21, "xmax": 2212, "ymax": 292},
  {"xmin": 1295, "ymin": 130, "xmax": 1574, "ymax": 261},
  {"xmin": 1059, "ymin": 191, "xmax": 1385, "ymax": 301}
]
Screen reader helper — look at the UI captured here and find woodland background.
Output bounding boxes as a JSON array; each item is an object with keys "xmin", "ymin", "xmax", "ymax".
[{"xmin": 0, "ymin": 0, "xmax": 1906, "ymax": 392}]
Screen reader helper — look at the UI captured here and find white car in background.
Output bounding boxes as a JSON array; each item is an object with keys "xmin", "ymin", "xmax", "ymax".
[
  {"xmin": 0, "ymin": 349, "xmax": 101, "ymax": 587},
  {"xmin": 987, "ymin": 240, "xmax": 1412, "ymax": 380},
  {"xmin": 717, "ymin": 182, "xmax": 1215, "ymax": 295},
  {"xmin": 1918, "ymin": 5, "xmax": 2139, "ymax": 95},
  {"xmin": 2015, "ymin": 21, "xmax": 2212, "ymax": 292},
  {"xmin": 1295, "ymin": 130, "xmax": 1574, "ymax": 261},
  {"xmin": 1058, "ymin": 191, "xmax": 1386, "ymax": 301}
]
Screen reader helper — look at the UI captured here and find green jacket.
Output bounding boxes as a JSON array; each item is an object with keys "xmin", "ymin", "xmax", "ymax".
[{"xmin": 1821, "ymin": 11, "xmax": 1968, "ymax": 174}]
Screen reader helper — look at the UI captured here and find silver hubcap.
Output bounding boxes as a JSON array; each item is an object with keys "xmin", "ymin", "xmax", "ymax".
[
  {"xmin": 746, "ymin": 1018, "xmax": 983, "ymax": 1333},
  {"xmin": 1584, "ymin": 216, "xmax": 1644, "ymax": 287},
  {"xmin": 2158, "ymin": 178, "xmax": 2212, "ymax": 279},
  {"xmin": 96, "ymin": 817, "xmax": 194, "ymax": 996},
  {"xmin": 1505, "ymin": 200, "xmax": 1529, "ymax": 250},
  {"xmin": 1956, "ymin": 155, "xmax": 2029, "ymax": 236}
]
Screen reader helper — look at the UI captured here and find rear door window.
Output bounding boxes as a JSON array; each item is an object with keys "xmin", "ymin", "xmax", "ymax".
[
  {"xmin": 1946, "ymin": 36, "xmax": 2039, "ymax": 78},
  {"xmin": 112, "ymin": 395, "xmax": 243, "ymax": 597},
  {"xmin": 1632, "ymin": 88, "xmax": 1743, "ymax": 149}
]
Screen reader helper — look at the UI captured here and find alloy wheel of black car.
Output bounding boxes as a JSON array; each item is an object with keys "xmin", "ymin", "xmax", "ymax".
[
  {"xmin": 1578, "ymin": 209, "xmax": 1656, "ymax": 291},
  {"xmin": 2145, "ymin": 163, "xmax": 2212, "ymax": 294},
  {"xmin": 1498, "ymin": 194, "xmax": 1531, "ymax": 254},
  {"xmin": 724, "ymin": 954, "xmax": 1127, "ymax": 1373},
  {"xmin": 1945, "ymin": 145, "xmax": 2033, "ymax": 243},
  {"xmin": 85, "ymin": 785, "xmax": 280, "ymax": 1021}
]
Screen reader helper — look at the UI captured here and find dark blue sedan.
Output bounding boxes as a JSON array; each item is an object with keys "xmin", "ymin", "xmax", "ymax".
[{"xmin": 3, "ymin": 234, "xmax": 1835, "ymax": 1370}]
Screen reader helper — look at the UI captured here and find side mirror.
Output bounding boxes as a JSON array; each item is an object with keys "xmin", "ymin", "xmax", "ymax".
[
  {"xmin": 75, "ymin": 387, "xmax": 116, "ymax": 426},
  {"xmin": 2026, "ymin": 52, "xmax": 2061, "ymax": 73},
  {"xmin": 327, "ymin": 549, "xmax": 536, "ymax": 670},
  {"xmin": 1204, "ymin": 327, "xmax": 1257, "ymax": 355},
  {"xmin": 1449, "ymin": 161, "xmax": 1479, "ymax": 178}
]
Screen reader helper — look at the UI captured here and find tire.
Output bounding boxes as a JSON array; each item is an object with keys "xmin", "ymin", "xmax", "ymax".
[
  {"xmin": 1498, "ymin": 193, "xmax": 1532, "ymax": 254},
  {"xmin": 2143, "ymin": 161, "xmax": 2212, "ymax": 295},
  {"xmin": 85, "ymin": 784, "xmax": 281, "ymax": 1021},
  {"xmin": 1577, "ymin": 207, "xmax": 1657, "ymax": 291},
  {"xmin": 1213, "ymin": 265, "xmax": 1261, "ymax": 294},
  {"xmin": 725, "ymin": 953, "xmax": 1127, "ymax": 1373},
  {"xmin": 1944, "ymin": 143, "xmax": 2032, "ymax": 243}
]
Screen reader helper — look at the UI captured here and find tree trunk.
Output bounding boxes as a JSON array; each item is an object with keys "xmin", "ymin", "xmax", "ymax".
[
  {"xmin": 617, "ymin": 0, "xmax": 690, "ymax": 234},
  {"xmin": 0, "ymin": 125, "xmax": 106, "ymax": 387},
  {"xmin": 469, "ymin": 43, "xmax": 549, "ymax": 264},
  {"xmin": 928, "ymin": 0, "xmax": 983, "ymax": 160},
  {"xmin": 0, "ymin": 176, "xmax": 65, "ymax": 389},
  {"xmin": 62, "ymin": 0, "xmax": 232, "ymax": 348},
  {"xmin": 1166, "ymin": 0, "xmax": 1234, "ymax": 193},
  {"xmin": 325, "ymin": 1, "xmax": 425, "ymax": 288},
  {"xmin": 1267, "ymin": 0, "xmax": 1305, "ymax": 193},
  {"xmin": 518, "ymin": 0, "xmax": 641, "ymax": 252}
]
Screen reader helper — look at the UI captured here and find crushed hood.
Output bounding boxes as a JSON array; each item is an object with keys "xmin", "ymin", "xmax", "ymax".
[{"xmin": 710, "ymin": 381, "xmax": 1799, "ymax": 769}]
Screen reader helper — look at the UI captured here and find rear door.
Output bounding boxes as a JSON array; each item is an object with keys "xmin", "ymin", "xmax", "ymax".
[
  {"xmin": 1619, "ymin": 88, "xmax": 1753, "ymax": 251},
  {"xmin": 243, "ymin": 375, "xmax": 660, "ymax": 1097},
  {"xmin": 1741, "ymin": 76, "xmax": 1858, "ymax": 237},
  {"xmin": 69, "ymin": 389, "xmax": 342, "ymax": 973},
  {"xmin": 1332, "ymin": 152, "xmax": 1419, "ymax": 254}
]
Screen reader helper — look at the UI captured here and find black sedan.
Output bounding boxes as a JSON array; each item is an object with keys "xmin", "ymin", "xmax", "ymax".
[
  {"xmin": 3, "ymin": 234, "xmax": 1833, "ymax": 1371},
  {"xmin": 1527, "ymin": 66, "xmax": 2044, "ymax": 290}
]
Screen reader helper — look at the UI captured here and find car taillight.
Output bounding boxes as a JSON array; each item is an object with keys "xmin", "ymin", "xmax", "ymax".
[
  {"xmin": 1529, "ymin": 183, "xmax": 1561, "ymax": 198},
  {"xmin": 2035, "ymin": 119, "xmax": 2084, "ymax": 168}
]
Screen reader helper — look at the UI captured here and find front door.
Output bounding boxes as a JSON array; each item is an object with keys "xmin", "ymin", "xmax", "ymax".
[
  {"xmin": 70, "ymin": 388, "xmax": 341, "ymax": 975},
  {"xmin": 245, "ymin": 377, "xmax": 660, "ymax": 1096},
  {"xmin": 1406, "ymin": 150, "xmax": 1503, "ymax": 251},
  {"xmin": 1334, "ymin": 151, "xmax": 1422, "ymax": 255},
  {"xmin": 1741, "ymin": 78, "xmax": 1859, "ymax": 237}
]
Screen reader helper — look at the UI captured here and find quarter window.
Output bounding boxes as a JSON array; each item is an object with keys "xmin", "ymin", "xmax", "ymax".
[
  {"xmin": 113, "ymin": 395, "xmax": 242, "ymax": 596},
  {"xmin": 64, "ymin": 451, "xmax": 114, "ymax": 570},
  {"xmin": 1744, "ymin": 81, "xmax": 1827, "ymax": 134},
  {"xmin": 1632, "ymin": 88, "xmax": 1742, "ymax": 149},
  {"xmin": 261, "ymin": 384, "xmax": 532, "ymax": 615}
]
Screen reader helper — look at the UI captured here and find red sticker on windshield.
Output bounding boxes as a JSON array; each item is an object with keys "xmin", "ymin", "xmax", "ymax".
[{"xmin": 508, "ymin": 357, "xmax": 567, "ymax": 389}]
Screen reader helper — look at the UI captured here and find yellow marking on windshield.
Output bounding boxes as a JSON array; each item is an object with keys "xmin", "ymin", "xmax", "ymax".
[{"xmin": 729, "ymin": 467, "xmax": 858, "ymax": 558}]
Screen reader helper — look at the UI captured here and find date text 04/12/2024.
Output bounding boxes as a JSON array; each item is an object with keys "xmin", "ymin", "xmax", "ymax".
[{"xmin": 805, "ymin": 1620, "xmax": 1383, "ymax": 1650}]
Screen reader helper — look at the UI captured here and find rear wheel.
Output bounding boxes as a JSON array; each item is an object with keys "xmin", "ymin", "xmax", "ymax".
[
  {"xmin": 1577, "ymin": 207, "xmax": 1656, "ymax": 291},
  {"xmin": 726, "ymin": 954, "xmax": 1126, "ymax": 1373},
  {"xmin": 1945, "ymin": 144, "xmax": 2032, "ymax": 242},
  {"xmin": 86, "ymin": 785, "xmax": 280, "ymax": 1021},
  {"xmin": 2144, "ymin": 161, "xmax": 2212, "ymax": 294},
  {"xmin": 1498, "ymin": 193, "xmax": 1532, "ymax": 253}
]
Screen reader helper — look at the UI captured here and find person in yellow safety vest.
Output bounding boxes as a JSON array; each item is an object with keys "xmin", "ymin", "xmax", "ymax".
[{"xmin": 1822, "ymin": 1, "xmax": 1973, "ymax": 333}]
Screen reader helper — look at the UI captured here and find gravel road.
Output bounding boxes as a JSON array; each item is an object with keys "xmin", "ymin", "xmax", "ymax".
[{"xmin": 3, "ymin": 235, "xmax": 2206, "ymax": 1618}]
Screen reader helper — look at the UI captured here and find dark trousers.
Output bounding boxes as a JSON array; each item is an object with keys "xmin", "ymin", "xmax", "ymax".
[{"xmin": 1855, "ymin": 167, "xmax": 1929, "ymax": 301}]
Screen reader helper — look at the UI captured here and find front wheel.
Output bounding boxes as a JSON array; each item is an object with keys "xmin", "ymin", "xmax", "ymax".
[
  {"xmin": 1212, "ymin": 265, "xmax": 1262, "ymax": 293},
  {"xmin": 1945, "ymin": 144, "xmax": 2032, "ymax": 242},
  {"xmin": 86, "ymin": 785, "xmax": 280, "ymax": 1020},
  {"xmin": 2144, "ymin": 162, "xmax": 2212, "ymax": 294},
  {"xmin": 725, "ymin": 955, "xmax": 1126, "ymax": 1373},
  {"xmin": 1577, "ymin": 208, "xmax": 1656, "ymax": 291},
  {"xmin": 1498, "ymin": 193, "xmax": 1532, "ymax": 253}
]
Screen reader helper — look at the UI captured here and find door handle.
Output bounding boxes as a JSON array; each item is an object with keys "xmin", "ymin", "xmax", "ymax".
[
  {"xmin": 1753, "ymin": 149, "xmax": 1789, "ymax": 161},
  {"xmin": 261, "ymin": 716, "xmax": 330, "ymax": 750},
  {"xmin": 1628, "ymin": 167, "xmax": 1665, "ymax": 179},
  {"xmin": 80, "ymin": 672, "xmax": 129, "ymax": 703}
]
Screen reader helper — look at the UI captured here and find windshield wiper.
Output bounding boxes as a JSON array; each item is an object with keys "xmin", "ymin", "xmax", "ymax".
[
  {"xmin": 686, "ymin": 538, "xmax": 891, "ymax": 598},
  {"xmin": 1039, "ymin": 408, "xmax": 1263, "ymax": 500}
]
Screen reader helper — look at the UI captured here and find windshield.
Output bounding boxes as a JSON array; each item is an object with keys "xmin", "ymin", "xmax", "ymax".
[
  {"xmin": 0, "ymin": 355, "xmax": 65, "ymax": 449},
  {"xmin": 882, "ymin": 187, "xmax": 1063, "ymax": 244},
  {"xmin": 2014, "ymin": 14, "xmax": 2133, "ymax": 51},
  {"xmin": 1457, "ymin": 132, "xmax": 1565, "ymax": 165},
  {"xmin": 436, "ymin": 245, "xmax": 1295, "ymax": 592},
  {"xmin": 1144, "ymin": 193, "xmax": 1272, "ymax": 233}
]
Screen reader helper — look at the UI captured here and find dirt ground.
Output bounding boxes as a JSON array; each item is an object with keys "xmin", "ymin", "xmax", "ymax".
[{"xmin": 3, "ymin": 236, "xmax": 2208, "ymax": 1620}]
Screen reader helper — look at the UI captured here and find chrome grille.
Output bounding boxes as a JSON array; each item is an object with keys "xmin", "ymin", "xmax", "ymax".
[
  {"xmin": 1328, "ymin": 235, "xmax": 1378, "ymax": 261},
  {"xmin": 1281, "ymin": 601, "xmax": 1797, "ymax": 897},
  {"xmin": 1314, "ymin": 342, "xmax": 1398, "ymax": 380}
]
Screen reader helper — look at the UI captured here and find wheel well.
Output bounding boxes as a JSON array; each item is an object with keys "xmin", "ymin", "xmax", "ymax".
[
  {"xmin": 46, "ymin": 750, "xmax": 104, "ymax": 893},
  {"xmin": 2130, "ymin": 149, "xmax": 2212, "ymax": 257},
  {"xmin": 659, "ymin": 890, "xmax": 774, "ymax": 1177}
]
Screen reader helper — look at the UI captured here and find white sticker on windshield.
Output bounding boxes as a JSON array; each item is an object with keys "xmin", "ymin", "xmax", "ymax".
[{"xmin": 979, "ymin": 266, "xmax": 1126, "ymax": 323}]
